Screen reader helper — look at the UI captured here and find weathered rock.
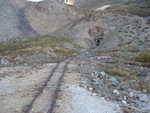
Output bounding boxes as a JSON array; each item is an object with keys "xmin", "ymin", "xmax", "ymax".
[
  {"xmin": 122, "ymin": 100, "xmax": 127, "ymax": 105},
  {"xmin": 92, "ymin": 93, "xmax": 97, "ymax": 96},
  {"xmin": 109, "ymin": 77, "xmax": 119, "ymax": 86},
  {"xmin": 129, "ymin": 92, "xmax": 134, "ymax": 97},
  {"xmin": 113, "ymin": 89, "xmax": 120, "ymax": 95},
  {"xmin": 0, "ymin": 57, "xmax": 10, "ymax": 65},
  {"xmin": 136, "ymin": 93, "xmax": 149, "ymax": 102},
  {"xmin": 100, "ymin": 71, "xmax": 106, "ymax": 76},
  {"xmin": 88, "ymin": 87, "xmax": 94, "ymax": 91}
]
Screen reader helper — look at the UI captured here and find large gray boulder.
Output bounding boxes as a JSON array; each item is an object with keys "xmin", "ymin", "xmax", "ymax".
[
  {"xmin": 0, "ymin": 0, "xmax": 39, "ymax": 42},
  {"xmin": 25, "ymin": 0, "xmax": 83, "ymax": 36},
  {"xmin": 0, "ymin": 0, "xmax": 83, "ymax": 42}
]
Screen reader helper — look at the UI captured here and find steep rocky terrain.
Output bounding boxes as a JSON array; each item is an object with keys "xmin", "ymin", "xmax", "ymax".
[
  {"xmin": 0, "ymin": 0, "xmax": 150, "ymax": 113},
  {"xmin": 0, "ymin": 0, "xmax": 36, "ymax": 42},
  {"xmin": 0, "ymin": 0, "xmax": 83, "ymax": 42},
  {"xmin": 0, "ymin": 0, "xmax": 134, "ymax": 42}
]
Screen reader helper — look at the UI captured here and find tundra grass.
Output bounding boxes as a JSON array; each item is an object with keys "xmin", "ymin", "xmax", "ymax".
[{"xmin": 0, "ymin": 36, "xmax": 78, "ymax": 58}]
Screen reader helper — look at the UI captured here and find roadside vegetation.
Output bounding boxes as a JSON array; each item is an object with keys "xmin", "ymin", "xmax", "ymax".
[
  {"xmin": 96, "ymin": 46, "xmax": 150, "ymax": 66},
  {"xmin": 96, "ymin": 46, "xmax": 150, "ymax": 92},
  {"xmin": 104, "ymin": 67, "xmax": 138, "ymax": 79},
  {"xmin": 136, "ymin": 50, "xmax": 150, "ymax": 63},
  {"xmin": 0, "ymin": 36, "xmax": 79, "ymax": 59}
]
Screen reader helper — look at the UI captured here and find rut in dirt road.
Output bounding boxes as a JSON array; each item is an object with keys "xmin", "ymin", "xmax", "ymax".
[
  {"xmin": 22, "ymin": 59, "xmax": 71, "ymax": 113},
  {"xmin": 22, "ymin": 48, "xmax": 97, "ymax": 113}
]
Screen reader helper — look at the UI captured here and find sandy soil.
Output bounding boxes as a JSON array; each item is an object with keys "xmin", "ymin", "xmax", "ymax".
[{"xmin": 0, "ymin": 63, "xmax": 56, "ymax": 113}]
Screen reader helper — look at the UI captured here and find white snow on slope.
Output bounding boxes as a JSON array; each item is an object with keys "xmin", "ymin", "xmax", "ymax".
[
  {"xmin": 95, "ymin": 4, "xmax": 111, "ymax": 11},
  {"xmin": 27, "ymin": 0, "xmax": 44, "ymax": 2}
]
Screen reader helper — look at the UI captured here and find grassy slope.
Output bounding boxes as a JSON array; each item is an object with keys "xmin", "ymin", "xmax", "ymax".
[
  {"xmin": 0, "ymin": 36, "xmax": 79, "ymax": 58},
  {"xmin": 96, "ymin": 46, "xmax": 150, "ymax": 92}
]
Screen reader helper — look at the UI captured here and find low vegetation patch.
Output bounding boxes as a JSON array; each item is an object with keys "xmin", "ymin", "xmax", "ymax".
[
  {"xmin": 53, "ymin": 47, "xmax": 76, "ymax": 57},
  {"xmin": 136, "ymin": 51, "xmax": 150, "ymax": 63},
  {"xmin": 0, "ymin": 36, "xmax": 78, "ymax": 58},
  {"xmin": 137, "ymin": 81, "xmax": 150, "ymax": 93},
  {"xmin": 131, "ymin": 80, "xmax": 150, "ymax": 93},
  {"xmin": 104, "ymin": 67, "xmax": 138, "ymax": 79},
  {"xmin": 96, "ymin": 39, "xmax": 149, "ymax": 67}
]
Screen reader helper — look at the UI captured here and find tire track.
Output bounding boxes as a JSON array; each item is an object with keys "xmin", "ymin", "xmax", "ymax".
[
  {"xmin": 23, "ymin": 47, "xmax": 96, "ymax": 113},
  {"xmin": 22, "ymin": 62, "xmax": 60, "ymax": 113},
  {"xmin": 47, "ymin": 59, "xmax": 71, "ymax": 113},
  {"xmin": 48, "ymin": 48, "xmax": 97, "ymax": 113},
  {"xmin": 23, "ymin": 59, "xmax": 70, "ymax": 113}
]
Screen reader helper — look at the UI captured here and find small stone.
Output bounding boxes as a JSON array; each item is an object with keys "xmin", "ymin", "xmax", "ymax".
[
  {"xmin": 124, "ymin": 96, "xmax": 127, "ymax": 100},
  {"xmin": 24, "ymin": 63, "xmax": 28, "ymax": 66},
  {"xmin": 138, "ymin": 71, "xmax": 148, "ymax": 77},
  {"xmin": 113, "ymin": 89, "xmax": 120, "ymax": 95},
  {"xmin": 101, "ymin": 97, "xmax": 105, "ymax": 100},
  {"xmin": 109, "ymin": 77, "xmax": 119, "ymax": 86},
  {"xmin": 92, "ymin": 93, "xmax": 97, "ymax": 96},
  {"xmin": 84, "ymin": 85, "xmax": 87, "ymax": 89},
  {"xmin": 138, "ymin": 94, "xmax": 149, "ymax": 102},
  {"xmin": 129, "ymin": 92, "xmax": 134, "ymax": 97},
  {"xmin": 92, "ymin": 79, "xmax": 97, "ymax": 82},
  {"xmin": 92, "ymin": 71, "xmax": 102, "ymax": 78},
  {"xmin": 0, "ymin": 57, "xmax": 9, "ymax": 65},
  {"xmin": 101, "ymin": 71, "xmax": 106, "ymax": 76},
  {"xmin": 89, "ymin": 87, "xmax": 93, "ymax": 91},
  {"xmin": 122, "ymin": 100, "xmax": 127, "ymax": 105},
  {"xmin": 91, "ymin": 72, "xmax": 95, "ymax": 76},
  {"xmin": 143, "ymin": 89, "xmax": 147, "ymax": 93}
]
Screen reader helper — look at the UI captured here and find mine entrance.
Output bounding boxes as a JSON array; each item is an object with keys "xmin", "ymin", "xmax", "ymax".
[{"xmin": 88, "ymin": 26, "xmax": 104, "ymax": 47}]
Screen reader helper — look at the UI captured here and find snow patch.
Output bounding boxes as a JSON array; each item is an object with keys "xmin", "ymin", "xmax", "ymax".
[
  {"xmin": 27, "ymin": 0, "xmax": 45, "ymax": 2},
  {"xmin": 95, "ymin": 5, "xmax": 111, "ymax": 11}
]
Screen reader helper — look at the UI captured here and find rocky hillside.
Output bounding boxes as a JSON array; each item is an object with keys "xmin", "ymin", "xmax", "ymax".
[
  {"xmin": 0, "ymin": 0, "xmax": 36, "ymax": 42},
  {"xmin": 0, "ymin": 1, "xmax": 150, "ymax": 113},
  {"xmin": 0, "ymin": 0, "xmax": 138, "ymax": 42},
  {"xmin": 0, "ymin": 0, "xmax": 83, "ymax": 42}
]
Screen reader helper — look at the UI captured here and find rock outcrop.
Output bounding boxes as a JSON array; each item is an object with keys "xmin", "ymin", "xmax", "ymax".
[{"xmin": 0, "ymin": 0, "xmax": 83, "ymax": 42}]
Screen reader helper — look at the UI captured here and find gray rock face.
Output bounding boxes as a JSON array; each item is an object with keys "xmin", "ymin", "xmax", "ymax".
[
  {"xmin": 0, "ymin": 0, "xmax": 37, "ymax": 42},
  {"xmin": 0, "ymin": 0, "xmax": 149, "ymax": 50},
  {"xmin": 97, "ymin": 13, "xmax": 150, "ymax": 48},
  {"xmin": 0, "ymin": 0, "xmax": 22, "ymax": 41},
  {"xmin": 25, "ymin": 0, "xmax": 83, "ymax": 36},
  {"xmin": 0, "ymin": 0, "xmax": 83, "ymax": 42}
]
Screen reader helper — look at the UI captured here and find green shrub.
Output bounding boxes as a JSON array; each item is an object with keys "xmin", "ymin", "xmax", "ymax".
[
  {"xmin": 0, "ymin": 36, "xmax": 77, "ymax": 57},
  {"xmin": 105, "ymin": 67, "xmax": 137, "ymax": 79},
  {"xmin": 136, "ymin": 51, "xmax": 150, "ymax": 63}
]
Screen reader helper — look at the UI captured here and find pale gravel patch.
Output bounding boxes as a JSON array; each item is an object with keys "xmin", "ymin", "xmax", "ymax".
[
  {"xmin": 54, "ymin": 60, "xmax": 122, "ymax": 113},
  {"xmin": 67, "ymin": 85, "xmax": 122, "ymax": 113}
]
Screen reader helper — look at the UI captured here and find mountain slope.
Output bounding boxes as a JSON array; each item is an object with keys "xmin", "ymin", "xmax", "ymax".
[{"xmin": 0, "ymin": 0, "xmax": 83, "ymax": 42}]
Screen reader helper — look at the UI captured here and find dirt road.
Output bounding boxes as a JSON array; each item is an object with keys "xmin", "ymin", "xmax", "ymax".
[{"xmin": 0, "ymin": 48, "xmax": 122, "ymax": 113}]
